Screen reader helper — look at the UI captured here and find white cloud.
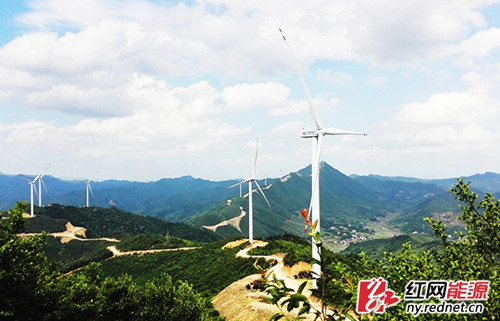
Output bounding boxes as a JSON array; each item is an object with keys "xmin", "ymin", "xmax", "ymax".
[
  {"xmin": 455, "ymin": 27, "xmax": 500, "ymax": 59},
  {"xmin": 344, "ymin": 0, "xmax": 494, "ymax": 64},
  {"xmin": 222, "ymin": 82, "xmax": 290, "ymax": 111},
  {"xmin": 1, "ymin": 0, "xmax": 500, "ymax": 180},
  {"xmin": 372, "ymin": 89, "xmax": 500, "ymax": 168},
  {"xmin": 271, "ymin": 122, "xmax": 306, "ymax": 134},
  {"xmin": 317, "ymin": 69, "xmax": 352, "ymax": 85},
  {"xmin": 395, "ymin": 91, "xmax": 498, "ymax": 125}
]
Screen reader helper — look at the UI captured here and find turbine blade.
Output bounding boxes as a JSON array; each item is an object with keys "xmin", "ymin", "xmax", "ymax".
[
  {"xmin": 88, "ymin": 182, "xmax": 94, "ymax": 196},
  {"xmin": 228, "ymin": 178, "xmax": 252, "ymax": 189},
  {"xmin": 279, "ymin": 28, "xmax": 322, "ymax": 130},
  {"xmin": 323, "ymin": 127, "xmax": 367, "ymax": 136},
  {"xmin": 252, "ymin": 138, "xmax": 259, "ymax": 178},
  {"xmin": 254, "ymin": 180, "xmax": 271, "ymax": 208},
  {"xmin": 40, "ymin": 164, "xmax": 50, "ymax": 178},
  {"xmin": 41, "ymin": 178, "xmax": 48, "ymax": 192},
  {"xmin": 33, "ymin": 183, "xmax": 39, "ymax": 199}
]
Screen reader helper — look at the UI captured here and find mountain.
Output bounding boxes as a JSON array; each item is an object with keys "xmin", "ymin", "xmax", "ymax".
[
  {"xmin": 342, "ymin": 234, "xmax": 442, "ymax": 258},
  {"xmin": 350, "ymin": 175, "xmax": 464, "ymax": 233},
  {"xmin": 3, "ymin": 165, "xmax": 498, "ymax": 241},
  {"xmin": 0, "ymin": 174, "xmax": 241, "ymax": 221},
  {"xmin": 188, "ymin": 163, "xmax": 487, "ymax": 240},
  {"xmin": 352, "ymin": 171, "xmax": 500, "ymax": 194},
  {"xmin": 12, "ymin": 203, "xmax": 220, "ymax": 273},
  {"xmin": 187, "ymin": 163, "xmax": 397, "ymax": 240},
  {"xmin": 26, "ymin": 204, "xmax": 220, "ymax": 242}
]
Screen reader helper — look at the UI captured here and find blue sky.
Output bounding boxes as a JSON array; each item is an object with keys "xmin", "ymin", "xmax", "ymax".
[{"xmin": 1, "ymin": 0, "xmax": 499, "ymax": 181}]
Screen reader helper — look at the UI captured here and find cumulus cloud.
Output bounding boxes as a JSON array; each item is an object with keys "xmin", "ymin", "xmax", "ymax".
[
  {"xmin": 376, "ymin": 89, "xmax": 500, "ymax": 153},
  {"xmin": 395, "ymin": 91, "xmax": 498, "ymax": 125},
  {"xmin": 222, "ymin": 82, "xmax": 290, "ymax": 111},
  {"xmin": 1, "ymin": 0, "xmax": 500, "ymax": 180},
  {"xmin": 345, "ymin": 0, "xmax": 493, "ymax": 64}
]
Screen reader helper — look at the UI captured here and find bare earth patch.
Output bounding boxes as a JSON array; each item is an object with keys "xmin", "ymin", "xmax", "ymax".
[
  {"xmin": 106, "ymin": 245, "xmax": 200, "ymax": 257},
  {"xmin": 203, "ymin": 206, "xmax": 246, "ymax": 233},
  {"xmin": 18, "ymin": 221, "xmax": 119, "ymax": 244},
  {"xmin": 212, "ymin": 239, "xmax": 320, "ymax": 321}
]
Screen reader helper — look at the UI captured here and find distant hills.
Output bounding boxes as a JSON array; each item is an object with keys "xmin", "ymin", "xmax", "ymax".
[
  {"xmin": 2, "ymin": 165, "xmax": 499, "ymax": 241},
  {"xmin": 351, "ymin": 172, "xmax": 500, "ymax": 194},
  {"xmin": 0, "ymin": 174, "xmax": 241, "ymax": 221}
]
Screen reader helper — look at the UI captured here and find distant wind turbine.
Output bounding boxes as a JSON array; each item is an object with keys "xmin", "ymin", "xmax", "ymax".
[
  {"xmin": 37, "ymin": 166, "xmax": 50, "ymax": 207},
  {"xmin": 280, "ymin": 28, "xmax": 367, "ymax": 287},
  {"xmin": 85, "ymin": 178, "xmax": 94, "ymax": 207},
  {"xmin": 228, "ymin": 139, "xmax": 271, "ymax": 244},
  {"xmin": 21, "ymin": 174, "xmax": 41, "ymax": 217},
  {"xmin": 85, "ymin": 171, "xmax": 99, "ymax": 207}
]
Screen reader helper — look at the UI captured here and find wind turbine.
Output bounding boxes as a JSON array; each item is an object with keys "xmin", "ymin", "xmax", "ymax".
[
  {"xmin": 280, "ymin": 29, "xmax": 366, "ymax": 286},
  {"xmin": 21, "ymin": 174, "xmax": 41, "ymax": 217},
  {"xmin": 85, "ymin": 172, "xmax": 98, "ymax": 207},
  {"xmin": 85, "ymin": 178, "xmax": 94, "ymax": 207},
  {"xmin": 37, "ymin": 166, "xmax": 50, "ymax": 207},
  {"xmin": 228, "ymin": 139, "xmax": 271, "ymax": 244}
]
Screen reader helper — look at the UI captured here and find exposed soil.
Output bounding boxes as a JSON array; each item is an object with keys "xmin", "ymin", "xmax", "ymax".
[
  {"xmin": 18, "ymin": 221, "xmax": 120, "ymax": 244},
  {"xmin": 203, "ymin": 205, "xmax": 246, "ymax": 233},
  {"xmin": 106, "ymin": 245, "xmax": 200, "ymax": 257},
  {"xmin": 212, "ymin": 240, "xmax": 322, "ymax": 321}
]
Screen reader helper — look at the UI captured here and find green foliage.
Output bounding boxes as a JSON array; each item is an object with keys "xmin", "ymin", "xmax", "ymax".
[
  {"xmin": 0, "ymin": 202, "xmax": 225, "ymax": 320},
  {"xmin": 248, "ymin": 234, "xmax": 312, "ymax": 266},
  {"xmin": 43, "ymin": 237, "xmax": 113, "ymax": 272},
  {"xmin": 116, "ymin": 233, "xmax": 200, "ymax": 252},
  {"xmin": 99, "ymin": 238, "xmax": 258, "ymax": 297},
  {"xmin": 26, "ymin": 204, "xmax": 219, "ymax": 242},
  {"xmin": 0, "ymin": 202, "xmax": 60, "ymax": 320},
  {"xmin": 263, "ymin": 179, "xmax": 500, "ymax": 320},
  {"xmin": 342, "ymin": 234, "xmax": 442, "ymax": 259}
]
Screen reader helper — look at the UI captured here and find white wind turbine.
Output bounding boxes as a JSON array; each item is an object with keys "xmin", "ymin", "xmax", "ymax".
[
  {"xmin": 85, "ymin": 179, "xmax": 94, "ymax": 207},
  {"xmin": 228, "ymin": 139, "xmax": 271, "ymax": 244},
  {"xmin": 37, "ymin": 166, "xmax": 50, "ymax": 207},
  {"xmin": 280, "ymin": 29, "xmax": 367, "ymax": 286},
  {"xmin": 21, "ymin": 174, "xmax": 41, "ymax": 217},
  {"xmin": 85, "ymin": 172, "xmax": 98, "ymax": 207}
]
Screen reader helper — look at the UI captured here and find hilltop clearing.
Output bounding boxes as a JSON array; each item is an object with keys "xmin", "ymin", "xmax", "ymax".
[
  {"xmin": 18, "ymin": 221, "xmax": 119, "ymax": 243},
  {"xmin": 213, "ymin": 239, "xmax": 326, "ymax": 321}
]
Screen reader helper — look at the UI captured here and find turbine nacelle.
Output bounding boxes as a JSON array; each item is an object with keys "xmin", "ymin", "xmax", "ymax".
[
  {"xmin": 300, "ymin": 130, "xmax": 317, "ymax": 138},
  {"xmin": 301, "ymin": 128, "xmax": 367, "ymax": 138}
]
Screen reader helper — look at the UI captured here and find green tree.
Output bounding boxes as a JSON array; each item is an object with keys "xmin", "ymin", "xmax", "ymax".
[
  {"xmin": 0, "ymin": 202, "xmax": 60, "ymax": 320},
  {"xmin": 263, "ymin": 179, "xmax": 499, "ymax": 320},
  {"xmin": 1, "ymin": 203, "xmax": 224, "ymax": 321}
]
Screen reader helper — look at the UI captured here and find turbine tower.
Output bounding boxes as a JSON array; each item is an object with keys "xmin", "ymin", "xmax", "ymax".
[
  {"xmin": 22, "ymin": 174, "xmax": 41, "ymax": 217},
  {"xmin": 85, "ymin": 178, "xmax": 94, "ymax": 207},
  {"xmin": 228, "ymin": 139, "xmax": 271, "ymax": 244},
  {"xmin": 280, "ymin": 29, "xmax": 366, "ymax": 287}
]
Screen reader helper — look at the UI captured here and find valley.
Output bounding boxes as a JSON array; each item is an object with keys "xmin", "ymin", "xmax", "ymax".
[{"xmin": 1, "ymin": 167, "xmax": 499, "ymax": 320}]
